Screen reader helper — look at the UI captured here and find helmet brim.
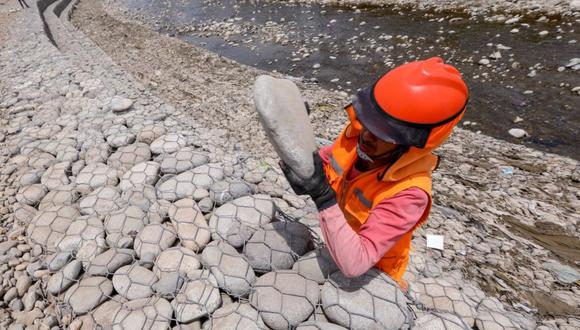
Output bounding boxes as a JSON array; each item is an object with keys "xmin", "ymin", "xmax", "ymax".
[{"xmin": 353, "ymin": 86, "xmax": 432, "ymax": 148}]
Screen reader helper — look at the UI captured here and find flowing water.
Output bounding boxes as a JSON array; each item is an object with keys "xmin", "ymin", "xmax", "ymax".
[{"xmin": 117, "ymin": 0, "xmax": 580, "ymax": 159}]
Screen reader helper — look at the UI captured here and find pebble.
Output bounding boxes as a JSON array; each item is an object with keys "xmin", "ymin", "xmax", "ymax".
[
  {"xmin": 508, "ymin": 128, "xmax": 528, "ymax": 138},
  {"xmin": 109, "ymin": 96, "xmax": 133, "ymax": 112}
]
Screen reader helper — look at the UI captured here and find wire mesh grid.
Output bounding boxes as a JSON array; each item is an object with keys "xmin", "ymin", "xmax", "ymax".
[{"xmin": 9, "ymin": 121, "xmax": 419, "ymax": 330}]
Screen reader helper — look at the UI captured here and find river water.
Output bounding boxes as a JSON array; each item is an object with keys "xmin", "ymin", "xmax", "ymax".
[{"xmin": 116, "ymin": 0, "xmax": 579, "ymax": 159}]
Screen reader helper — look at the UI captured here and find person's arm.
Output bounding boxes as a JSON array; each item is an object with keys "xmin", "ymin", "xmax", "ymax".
[{"xmin": 318, "ymin": 187, "xmax": 428, "ymax": 278}]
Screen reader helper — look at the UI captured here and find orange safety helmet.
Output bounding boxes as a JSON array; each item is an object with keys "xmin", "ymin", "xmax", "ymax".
[{"xmin": 346, "ymin": 57, "xmax": 468, "ymax": 149}]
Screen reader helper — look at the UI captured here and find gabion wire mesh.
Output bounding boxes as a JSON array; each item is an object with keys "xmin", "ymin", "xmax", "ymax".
[{"xmin": 10, "ymin": 120, "xmax": 427, "ymax": 330}]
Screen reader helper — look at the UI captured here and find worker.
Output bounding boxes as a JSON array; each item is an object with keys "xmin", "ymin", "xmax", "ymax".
[{"xmin": 281, "ymin": 57, "xmax": 469, "ymax": 289}]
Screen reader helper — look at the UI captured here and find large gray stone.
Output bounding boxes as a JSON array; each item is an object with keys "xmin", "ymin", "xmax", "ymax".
[
  {"xmin": 150, "ymin": 133, "xmax": 187, "ymax": 154},
  {"xmin": 209, "ymin": 180, "xmax": 253, "ymax": 206},
  {"xmin": 47, "ymin": 260, "xmax": 82, "ymax": 295},
  {"xmin": 412, "ymin": 277, "xmax": 476, "ymax": 327},
  {"xmin": 113, "ymin": 264, "xmax": 158, "ymax": 300},
  {"xmin": 413, "ymin": 311, "xmax": 470, "ymax": 330},
  {"xmin": 16, "ymin": 184, "xmax": 48, "ymax": 206},
  {"xmin": 133, "ymin": 223, "xmax": 177, "ymax": 267},
  {"xmin": 38, "ymin": 185, "xmax": 80, "ymax": 211},
  {"xmin": 86, "ymin": 248, "xmax": 136, "ymax": 276},
  {"xmin": 209, "ymin": 302, "xmax": 266, "ymax": 330},
  {"xmin": 296, "ymin": 321, "xmax": 347, "ymax": 330},
  {"xmin": 119, "ymin": 161, "xmax": 160, "ymax": 191},
  {"xmin": 253, "ymin": 75, "xmax": 316, "ymax": 178},
  {"xmin": 244, "ymin": 221, "xmax": 312, "ymax": 272},
  {"xmin": 27, "ymin": 205, "xmax": 79, "ymax": 252},
  {"xmin": 153, "ymin": 247, "xmax": 201, "ymax": 297},
  {"xmin": 543, "ymin": 261, "xmax": 580, "ymax": 284},
  {"xmin": 75, "ymin": 163, "xmax": 119, "ymax": 194},
  {"xmin": 104, "ymin": 206, "xmax": 149, "ymax": 248},
  {"xmin": 171, "ymin": 269, "xmax": 221, "ymax": 323},
  {"xmin": 201, "ymin": 240, "xmax": 256, "ymax": 297},
  {"xmin": 41, "ymin": 162, "xmax": 71, "ymax": 190},
  {"xmin": 321, "ymin": 269, "xmax": 412, "ymax": 330},
  {"xmin": 111, "ymin": 297, "xmax": 173, "ymax": 329},
  {"xmin": 64, "ymin": 276, "xmax": 113, "ymax": 315},
  {"xmin": 107, "ymin": 143, "xmax": 152, "ymax": 176},
  {"xmin": 79, "ymin": 186, "xmax": 125, "ymax": 217},
  {"xmin": 56, "ymin": 214, "xmax": 106, "ymax": 260},
  {"xmin": 168, "ymin": 199, "xmax": 211, "ymax": 252},
  {"xmin": 158, "ymin": 147, "xmax": 209, "ymax": 174},
  {"xmin": 292, "ymin": 247, "xmax": 339, "ymax": 284},
  {"xmin": 209, "ymin": 194, "xmax": 275, "ymax": 248},
  {"xmin": 250, "ymin": 270, "xmax": 319, "ymax": 329}
]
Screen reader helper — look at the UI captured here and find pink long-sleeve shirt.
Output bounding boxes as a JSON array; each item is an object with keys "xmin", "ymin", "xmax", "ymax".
[{"xmin": 318, "ymin": 146, "xmax": 429, "ymax": 278}]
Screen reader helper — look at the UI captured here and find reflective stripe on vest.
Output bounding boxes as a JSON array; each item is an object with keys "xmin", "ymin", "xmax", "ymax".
[
  {"xmin": 353, "ymin": 188, "xmax": 372, "ymax": 208},
  {"xmin": 328, "ymin": 154, "xmax": 343, "ymax": 176}
]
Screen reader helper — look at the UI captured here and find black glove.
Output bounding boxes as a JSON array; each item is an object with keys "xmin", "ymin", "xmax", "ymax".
[{"xmin": 280, "ymin": 151, "xmax": 337, "ymax": 210}]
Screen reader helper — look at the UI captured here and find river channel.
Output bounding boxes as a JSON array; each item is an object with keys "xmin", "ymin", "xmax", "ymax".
[{"xmin": 116, "ymin": 0, "xmax": 579, "ymax": 159}]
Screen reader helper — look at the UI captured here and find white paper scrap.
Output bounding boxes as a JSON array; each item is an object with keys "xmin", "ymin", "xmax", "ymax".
[{"xmin": 426, "ymin": 234, "xmax": 444, "ymax": 250}]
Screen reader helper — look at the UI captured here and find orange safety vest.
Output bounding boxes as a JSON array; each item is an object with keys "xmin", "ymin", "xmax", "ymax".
[{"xmin": 323, "ymin": 123, "xmax": 439, "ymax": 287}]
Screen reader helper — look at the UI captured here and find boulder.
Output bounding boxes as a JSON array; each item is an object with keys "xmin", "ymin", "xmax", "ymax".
[
  {"xmin": 27, "ymin": 205, "xmax": 79, "ymax": 252},
  {"xmin": 292, "ymin": 247, "xmax": 339, "ymax": 284},
  {"xmin": 119, "ymin": 161, "xmax": 160, "ymax": 191},
  {"xmin": 250, "ymin": 270, "xmax": 319, "ymax": 329},
  {"xmin": 133, "ymin": 223, "xmax": 177, "ymax": 267},
  {"xmin": 75, "ymin": 163, "xmax": 118, "ymax": 194},
  {"xmin": 64, "ymin": 277, "xmax": 113, "ymax": 315},
  {"xmin": 104, "ymin": 206, "xmax": 149, "ymax": 248},
  {"xmin": 168, "ymin": 199, "xmax": 211, "ymax": 252},
  {"xmin": 171, "ymin": 269, "xmax": 221, "ymax": 323},
  {"xmin": 209, "ymin": 194, "xmax": 275, "ymax": 248},
  {"xmin": 158, "ymin": 147, "xmax": 209, "ymax": 174},
  {"xmin": 210, "ymin": 302, "xmax": 266, "ymax": 330},
  {"xmin": 253, "ymin": 75, "xmax": 316, "ymax": 178},
  {"xmin": 111, "ymin": 297, "xmax": 173, "ymax": 329},
  {"xmin": 85, "ymin": 248, "xmax": 136, "ymax": 276},
  {"xmin": 412, "ymin": 277, "xmax": 476, "ymax": 327},
  {"xmin": 112, "ymin": 264, "xmax": 158, "ymax": 300},
  {"xmin": 244, "ymin": 221, "xmax": 311, "ymax": 272},
  {"xmin": 413, "ymin": 311, "xmax": 470, "ymax": 330},
  {"xmin": 38, "ymin": 185, "xmax": 80, "ymax": 211},
  {"xmin": 209, "ymin": 180, "xmax": 253, "ymax": 206},
  {"xmin": 153, "ymin": 247, "xmax": 201, "ymax": 297},
  {"xmin": 201, "ymin": 240, "xmax": 256, "ymax": 297},
  {"xmin": 321, "ymin": 269, "xmax": 412, "ymax": 330},
  {"xmin": 150, "ymin": 133, "xmax": 187, "ymax": 154},
  {"xmin": 79, "ymin": 186, "xmax": 125, "ymax": 217}
]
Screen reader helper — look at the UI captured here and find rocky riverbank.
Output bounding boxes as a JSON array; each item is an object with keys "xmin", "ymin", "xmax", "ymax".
[
  {"xmin": 266, "ymin": 0, "xmax": 580, "ymax": 17},
  {"xmin": 0, "ymin": 0, "xmax": 578, "ymax": 329}
]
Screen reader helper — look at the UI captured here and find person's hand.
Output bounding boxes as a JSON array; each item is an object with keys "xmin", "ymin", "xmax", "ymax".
[{"xmin": 280, "ymin": 151, "xmax": 337, "ymax": 210}]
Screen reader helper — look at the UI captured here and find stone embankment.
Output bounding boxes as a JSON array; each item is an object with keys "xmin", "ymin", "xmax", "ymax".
[{"xmin": 0, "ymin": 0, "xmax": 578, "ymax": 329}]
